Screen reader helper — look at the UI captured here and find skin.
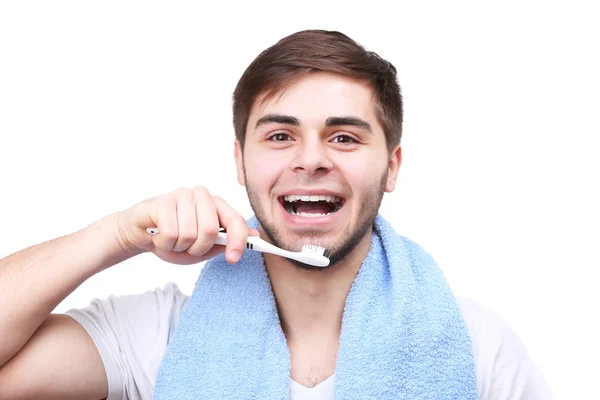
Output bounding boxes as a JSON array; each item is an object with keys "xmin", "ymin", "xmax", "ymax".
[{"xmin": 234, "ymin": 71, "xmax": 402, "ymax": 386}]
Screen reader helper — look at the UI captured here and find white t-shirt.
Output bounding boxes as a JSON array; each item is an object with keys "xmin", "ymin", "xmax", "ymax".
[{"xmin": 65, "ymin": 283, "xmax": 552, "ymax": 400}]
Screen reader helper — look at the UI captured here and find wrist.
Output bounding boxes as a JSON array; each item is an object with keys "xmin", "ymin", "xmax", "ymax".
[{"xmin": 79, "ymin": 212, "xmax": 143, "ymax": 274}]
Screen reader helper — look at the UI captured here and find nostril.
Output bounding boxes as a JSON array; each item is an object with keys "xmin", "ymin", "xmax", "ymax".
[{"xmin": 290, "ymin": 151, "xmax": 334, "ymax": 172}]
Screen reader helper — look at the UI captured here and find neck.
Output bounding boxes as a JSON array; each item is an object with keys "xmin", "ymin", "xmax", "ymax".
[{"xmin": 263, "ymin": 229, "xmax": 373, "ymax": 341}]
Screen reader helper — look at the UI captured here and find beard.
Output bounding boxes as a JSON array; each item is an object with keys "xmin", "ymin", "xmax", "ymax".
[{"xmin": 244, "ymin": 168, "xmax": 388, "ymax": 271}]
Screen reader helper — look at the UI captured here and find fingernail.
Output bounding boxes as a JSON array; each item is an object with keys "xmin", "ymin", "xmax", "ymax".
[{"xmin": 229, "ymin": 250, "xmax": 241, "ymax": 262}]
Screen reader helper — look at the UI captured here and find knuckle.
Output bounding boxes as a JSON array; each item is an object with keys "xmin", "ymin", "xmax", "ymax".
[
  {"xmin": 173, "ymin": 187, "xmax": 192, "ymax": 200},
  {"xmin": 188, "ymin": 239, "xmax": 215, "ymax": 256},
  {"xmin": 192, "ymin": 185, "xmax": 209, "ymax": 196},
  {"xmin": 178, "ymin": 230, "xmax": 197, "ymax": 244},
  {"xmin": 154, "ymin": 243, "xmax": 171, "ymax": 252},
  {"xmin": 161, "ymin": 230, "xmax": 178, "ymax": 243},
  {"xmin": 198, "ymin": 225, "xmax": 218, "ymax": 242},
  {"xmin": 213, "ymin": 196, "xmax": 230, "ymax": 210},
  {"xmin": 187, "ymin": 240, "xmax": 211, "ymax": 255},
  {"xmin": 228, "ymin": 226, "xmax": 248, "ymax": 244},
  {"xmin": 233, "ymin": 216, "xmax": 248, "ymax": 231}
]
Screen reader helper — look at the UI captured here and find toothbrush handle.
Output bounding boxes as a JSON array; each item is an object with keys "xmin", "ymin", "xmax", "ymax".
[
  {"xmin": 217, "ymin": 231, "xmax": 285, "ymax": 255},
  {"xmin": 215, "ymin": 232, "xmax": 274, "ymax": 253},
  {"xmin": 215, "ymin": 231, "xmax": 228, "ymax": 246},
  {"xmin": 246, "ymin": 234, "xmax": 288, "ymax": 255},
  {"xmin": 147, "ymin": 228, "xmax": 285, "ymax": 257}
]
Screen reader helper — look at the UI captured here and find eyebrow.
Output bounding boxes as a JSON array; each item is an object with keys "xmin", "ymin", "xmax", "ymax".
[
  {"xmin": 326, "ymin": 116, "xmax": 372, "ymax": 133},
  {"xmin": 254, "ymin": 113, "xmax": 372, "ymax": 133},
  {"xmin": 255, "ymin": 114, "xmax": 300, "ymax": 129}
]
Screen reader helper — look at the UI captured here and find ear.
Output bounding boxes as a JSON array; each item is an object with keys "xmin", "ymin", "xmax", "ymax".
[
  {"xmin": 385, "ymin": 145, "xmax": 402, "ymax": 192},
  {"xmin": 234, "ymin": 139, "xmax": 246, "ymax": 187}
]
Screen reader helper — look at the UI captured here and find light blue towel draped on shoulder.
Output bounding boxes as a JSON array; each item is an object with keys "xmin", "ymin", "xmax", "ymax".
[{"xmin": 153, "ymin": 214, "xmax": 478, "ymax": 399}]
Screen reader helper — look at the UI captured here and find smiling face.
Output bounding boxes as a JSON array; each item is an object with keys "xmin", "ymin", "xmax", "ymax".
[{"xmin": 235, "ymin": 71, "xmax": 401, "ymax": 269}]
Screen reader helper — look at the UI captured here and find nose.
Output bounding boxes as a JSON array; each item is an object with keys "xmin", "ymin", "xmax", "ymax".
[{"xmin": 289, "ymin": 135, "xmax": 334, "ymax": 175}]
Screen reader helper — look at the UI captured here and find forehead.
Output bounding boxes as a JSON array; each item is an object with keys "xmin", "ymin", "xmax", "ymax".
[{"xmin": 249, "ymin": 72, "xmax": 380, "ymax": 127}]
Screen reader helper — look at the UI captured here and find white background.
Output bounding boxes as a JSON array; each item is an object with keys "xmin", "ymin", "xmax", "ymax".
[{"xmin": 1, "ymin": 1, "xmax": 598, "ymax": 398}]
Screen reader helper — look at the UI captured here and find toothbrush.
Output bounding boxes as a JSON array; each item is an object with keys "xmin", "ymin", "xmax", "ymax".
[{"xmin": 146, "ymin": 227, "xmax": 330, "ymax": 267}]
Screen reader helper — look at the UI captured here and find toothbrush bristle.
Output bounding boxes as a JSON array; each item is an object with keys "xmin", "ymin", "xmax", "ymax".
[{"xmin": 301, "ymin": 245, "xmax": 331, "ymax": 259}]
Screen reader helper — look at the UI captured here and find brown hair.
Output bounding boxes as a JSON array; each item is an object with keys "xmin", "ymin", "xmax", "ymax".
[{"xmin": 232, "ymin": 30, "xmax": 403, "ymax": 153}]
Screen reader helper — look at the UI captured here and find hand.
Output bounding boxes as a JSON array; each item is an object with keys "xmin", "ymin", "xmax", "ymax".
[{"xmin": 115, "ymin": 186, "xmax": 258, "ymax": 265}]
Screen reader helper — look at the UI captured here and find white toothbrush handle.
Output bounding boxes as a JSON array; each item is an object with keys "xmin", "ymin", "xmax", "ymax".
[
  {"xmin": 246, "ymin": 235, "xmax": 292, "ymax": 256},
  {"xmin": 146, "ymin": 228, "xmax": 279, "ymax": 254},
  {"xmin": 217, "ymin": 232, "xmax": 294, "ymax": 258},
  {"xmin": 214, "ymin": 231, "xmax": 228, "ymax": 246},
  {"xmin": 146, "ymin": 228, "xmax": 299, "ymax": 260}
]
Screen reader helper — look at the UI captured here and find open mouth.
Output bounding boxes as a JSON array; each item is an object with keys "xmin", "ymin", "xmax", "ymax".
[{"xmin": 279, "ymin": 194, "xmax": 344, "ymax": 217}]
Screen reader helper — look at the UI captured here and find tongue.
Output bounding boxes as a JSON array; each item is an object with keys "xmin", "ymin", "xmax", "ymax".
[{"xmin": 294, "ymin": 201, "xmax": 332, "ymax": 214}]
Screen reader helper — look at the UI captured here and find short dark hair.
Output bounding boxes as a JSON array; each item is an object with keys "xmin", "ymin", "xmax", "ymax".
[{"xmin": 232, "ymin": 30, "xmax": 403, "ymax": 153}]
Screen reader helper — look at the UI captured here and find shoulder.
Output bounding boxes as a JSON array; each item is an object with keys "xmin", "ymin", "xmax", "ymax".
[
  {"xmin": 455, "ymin": 297, "xmax": 553, "ymax": 400},
  {"xmin": 69, "ymin": 282, "xmax": 190, "ymax": 336},
  {"xmin": 65, "ymin": 283, "xmax": 190, "ymax": 400}
]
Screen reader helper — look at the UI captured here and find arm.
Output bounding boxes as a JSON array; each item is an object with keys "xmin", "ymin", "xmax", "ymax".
[
  {"xmin": 0, "ymin": 186, "xmax": 254, "ymax": 399},
  {"xmin": 0, "ymin": 213, "xmax": 137, "ymax": 399},
  {"xmin": 457, "ymin": 297, "xmax": 553, "ymax": 400}
]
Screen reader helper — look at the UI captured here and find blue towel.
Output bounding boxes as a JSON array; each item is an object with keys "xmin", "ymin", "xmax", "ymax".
[{"xmin": 153, "ymin": 214, "xmax": 478, "ymax": 399}]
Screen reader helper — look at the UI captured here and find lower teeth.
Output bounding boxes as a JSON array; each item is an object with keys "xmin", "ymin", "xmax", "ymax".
[
  {"xmin": 291, "ymin": 211, "xmax": 332, "ymax": 217},
  {"xmin": 283, "ymin": 201, "xmax": 339, "ymax": 217}
]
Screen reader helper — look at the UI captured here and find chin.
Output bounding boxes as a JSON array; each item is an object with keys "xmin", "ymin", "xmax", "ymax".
[{"xmin": 265, "ymin": 218, "xmax": 374, "ymax": 271}]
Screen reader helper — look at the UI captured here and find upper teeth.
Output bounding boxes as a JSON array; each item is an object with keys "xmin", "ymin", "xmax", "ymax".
[{"xmin": 284, "ymin": 195, "xmax": 341, "ymax": 203}]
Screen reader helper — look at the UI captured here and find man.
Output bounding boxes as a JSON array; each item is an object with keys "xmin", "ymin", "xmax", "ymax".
[{"xmin": 0, "ymin": 30, "xmax": 551, "ymax": 399}]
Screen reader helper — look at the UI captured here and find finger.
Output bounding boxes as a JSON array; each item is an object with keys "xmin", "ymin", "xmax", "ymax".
[
  {"xmin": 186, "ymin": 186, "xmax": 220, "ymax": 257},
  {"xmin": 171, "ymin": 188, "xmax": 198, "ymax": 253},
  {"xmin": 153, "ymin": 244, "xmax": 225, "ymax": 265},
  {"xmin": 196, "ymin": 243, "xmax": 226, "ymax": 261},
  {"xmin": 150, "ymin": 195, "xmax": 179, "ymax": 252},
  {"xmin": 213, "ymin": 196, "xmax": 248, "ymax": 263},
  {"xmin": 248, "ymin": 228, "xmax": 260, "ymax": 236}
]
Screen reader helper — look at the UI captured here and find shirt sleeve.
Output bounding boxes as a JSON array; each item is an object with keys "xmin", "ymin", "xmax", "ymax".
[
  {"xmin": 64, "ymin": 282, "xmax": 189, "ymax": 400},
  {"xmin": 456, "ymin": 297, "xmax": 553, "ymax": 400}
]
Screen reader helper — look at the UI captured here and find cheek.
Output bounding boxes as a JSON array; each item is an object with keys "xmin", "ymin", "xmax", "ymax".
[
  {"xmin": 244, "ymin": 152, "xmax": 285, "ymax": 192},
  {"xmin": 340, "ymin": 154, "xmax": 384, "ymax": 193}
]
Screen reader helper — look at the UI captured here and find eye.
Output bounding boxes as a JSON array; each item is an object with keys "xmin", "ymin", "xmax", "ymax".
[
  {"xmin": 331, "ymin": 134, "xmax": 357, "ymax": 144},
  {"xmin": 268, "ymin": 132, "xmax": 292, "ymax": 141}
]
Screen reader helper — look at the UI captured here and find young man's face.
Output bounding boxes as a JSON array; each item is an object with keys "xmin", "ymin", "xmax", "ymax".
[{"xmin": 235, "ymin": 71, "xmax": 401, "ymax": 268}]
